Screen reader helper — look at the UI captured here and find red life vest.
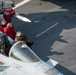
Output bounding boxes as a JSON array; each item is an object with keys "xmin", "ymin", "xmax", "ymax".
[
  {"xmin": 3, "ymin": 9, "xmax": 15, "ymax": 23},
  {"xmin": 4, "ymin": 26, "xmax": 15, "ymax": 39}
]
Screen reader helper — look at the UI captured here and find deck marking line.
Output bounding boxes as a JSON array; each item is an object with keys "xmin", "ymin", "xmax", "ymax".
[
  {"xmin": 36, "ymin": 23, "xmax": 58, "ymax": 38},
  {"xmin": 36, "ymin": 11, "xmax": 76, "ymax": 38},
  {"xmin": 13, "ymin": 0, "xmax": 31, "ymax": 9}
]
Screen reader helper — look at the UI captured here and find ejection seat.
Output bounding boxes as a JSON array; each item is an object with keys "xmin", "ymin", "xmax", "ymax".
[{"xmin": 0, "ymin": 33, "xmax": 11, "ymax": 56}]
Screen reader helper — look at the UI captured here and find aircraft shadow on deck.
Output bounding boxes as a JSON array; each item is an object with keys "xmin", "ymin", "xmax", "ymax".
[
  {"xmin": 12, "ymin": 10, "xmax": 76, "ymax": 60},
  {"xmin": 12, "ymin": 1, "xmax": 76, "ymax": 74},
  {"xmin": 55, "ymin": 64, "xmax": 76, "ymax": 75}
]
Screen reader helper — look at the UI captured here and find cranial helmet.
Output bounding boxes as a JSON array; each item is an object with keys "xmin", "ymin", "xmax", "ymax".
[{"xmin": 16, "ymin": 31, "xmax": 23, "ymax": 37}]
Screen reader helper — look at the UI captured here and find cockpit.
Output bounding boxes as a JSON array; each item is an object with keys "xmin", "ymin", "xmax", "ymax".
[
  {"xmin": 0, "ymin": 32, "xmax": 11, "ymax": 55},
  {"xmin": 9, "ymin": 41, "xmax": 40, "ymax": 63},
  {"xmin": 0, "ymin": 32, "xmax": 39, "ymax": 63}
]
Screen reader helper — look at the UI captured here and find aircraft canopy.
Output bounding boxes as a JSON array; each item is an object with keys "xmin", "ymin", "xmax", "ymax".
[{"xmin": 9, "ymin": 41, "xmax": 39, "ymax": 63}]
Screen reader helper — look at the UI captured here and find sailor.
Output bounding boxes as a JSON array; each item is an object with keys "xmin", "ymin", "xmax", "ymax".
[
  {"xmin": 14, "ymin": 31, "xmax": 34, "ymax": 48},
  {"xmin": 14, "ymin": 31, "xmax": 28, "ymax": 43},
  {"xmin": 0, "ymin": 11, "xmax": 7, "ymax": 28},
  {"xmin": 4, "ymin": 22, "xmax": 16, "ymax": 40},
  {"xmin": 3, "ymin": 7, "xmax": 15, "ymax": 24},
  {"xmin": 1, "ymin": 20, "xmax": 7, "ymax": 29},
  {"xmin": 0, "ymin": 0, "xmax": 15, "ymax": 24}
]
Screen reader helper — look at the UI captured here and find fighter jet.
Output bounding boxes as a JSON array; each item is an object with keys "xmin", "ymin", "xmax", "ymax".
[
  {"xmin": 0, "ymin": 0, "xmax": 31, "ymax": 22},
  {"xmin": 0, "ymin": 32, "xmax": 63, "ymax": 75}
]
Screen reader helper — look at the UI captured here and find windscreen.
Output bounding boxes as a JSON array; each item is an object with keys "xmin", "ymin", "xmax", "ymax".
[{"xmin": 9, "ymin": 41, "xmax": 39, "ymax": 63}]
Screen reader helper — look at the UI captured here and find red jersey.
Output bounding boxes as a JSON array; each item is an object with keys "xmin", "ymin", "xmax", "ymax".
[
  {"xmin": 4, "ymin": 26, "xmax": 15, "ymax": 40},
  {"xmin": 3, "ymin": 9, "xmax": 15, "ymax": 23}
]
